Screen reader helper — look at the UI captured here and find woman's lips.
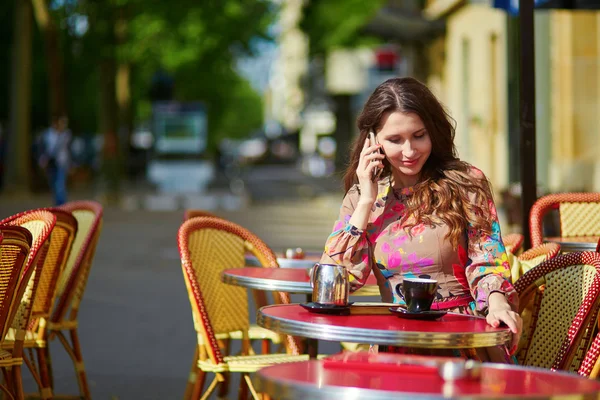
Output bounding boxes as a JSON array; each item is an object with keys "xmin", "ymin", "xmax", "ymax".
[{"xmin": 401, "ymin": 158, "xmax": 419, "ymax": 166}]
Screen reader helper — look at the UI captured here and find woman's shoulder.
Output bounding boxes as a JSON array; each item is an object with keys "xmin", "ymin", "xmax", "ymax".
[{"xmin": 454, "ymin": 162, "xmax": 489, "ymax": 183}]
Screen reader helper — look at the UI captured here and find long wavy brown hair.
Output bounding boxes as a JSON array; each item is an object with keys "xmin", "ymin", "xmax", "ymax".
[{"xmin": 343, "ymin": 77, "xmax": 494, "ymax": 247}]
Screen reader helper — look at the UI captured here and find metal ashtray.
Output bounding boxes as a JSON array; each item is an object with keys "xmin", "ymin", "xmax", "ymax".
[{"xmin": 438, "ymin": 359, "xmax": 482, "ymax": 381}]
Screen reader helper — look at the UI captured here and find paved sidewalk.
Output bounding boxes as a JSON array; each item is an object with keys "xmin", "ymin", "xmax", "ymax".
[
  {"xmin": 1, "ymin": 192, "xmax": 344, "ymax": 399},
  {"xmin": 0, "ymin": 179, "xmax": 514, "ymax": 399}
]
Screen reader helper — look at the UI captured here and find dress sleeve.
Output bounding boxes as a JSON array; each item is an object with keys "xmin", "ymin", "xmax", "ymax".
[
  {"xmin": 320, "ymin": 186, "xmax": 372, "ymax": 291},
  {"xmin": 464, "ymin": 169, "xmax": 518, "ymax": 313}
]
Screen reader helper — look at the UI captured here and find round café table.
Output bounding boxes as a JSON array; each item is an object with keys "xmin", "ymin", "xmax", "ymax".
[
  {"xmin": 221, "ymin": 267, "xmax": 380, "ymax": 296},
  {"xmin": 545, "ymin": 236, "xmax": 599, "ymax": 252},
  {"xmin": 253, "ymin": 359, "xmax": 600, "ymax": 400},
  {"xmin": 258, "ymin": 304, "xmax": 511, "ymax": 358},
  {"xmin": 245, "ymin": 250, "xmax": 322, "ymax": 269}
]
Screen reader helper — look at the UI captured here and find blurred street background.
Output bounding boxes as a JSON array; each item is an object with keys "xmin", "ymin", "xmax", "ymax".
[{"xmin": 2, "ymin": 0, "xmax": 600, "ymax": 398}]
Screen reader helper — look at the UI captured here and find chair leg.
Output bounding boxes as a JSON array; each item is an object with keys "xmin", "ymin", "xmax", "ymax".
[
  {"xmin": 59, "ymin": 328, "xmax": 90, "ymax": 400},
  {"xmin": 35, "ymin": 348, "xmax": 53, "ymax": 400},
  {"xmin": 217, "ymin": 372, "xmax": 230, "ymax": 398},
  {"xmin": 261, "ymin": 339, "xmax": 270, "ymax": 354},
  {"xmin": 217, "ymin": 340, "xmax": 231, "ymax": 398},
  {"xmin": 237, "ymin": 374, "xmax": 249, "ymax": 400},
  {"xmin": 199, "ymin": 376, "xmax": 219, "ymax": 400},
  {"xmin": 41, "ymin": 346, "xmax": 54, "ymax": 391},
  {"xmin": 11, "ymin": 365, "xmax": 24, "ymax": 400},
  {"xmin": 244, "ymin": 373, "xmax": 261, "ymax": 400},
  {"xmin": 184, "ymin": 347, "xmax": 200, "ymax": 400}
]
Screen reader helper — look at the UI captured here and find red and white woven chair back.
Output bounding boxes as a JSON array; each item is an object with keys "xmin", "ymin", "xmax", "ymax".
[
  {"xmin": 514, "ymin": 251, "xmax": 600, "ymax": 372},
  {"xmin": 529, "ymin": 193, "xmax": 600, "ymax": 247},
  {"xmin": 0, "ymin": 226, "xmax": 32, "ymax": 338},
  {"xmin": 51, "ymin": 201, "xmax": 103, "ymax": 323},
  {"xmin": 0, "ymin": 210, "xmax": 56, "ymax": 333},
  {"xmin": 179, "ymin": 217, "xmax": 259, "ymax": 364},
  {"xmin": 504, "ymin": 233, "xmax": 525, "ymax": 256}
]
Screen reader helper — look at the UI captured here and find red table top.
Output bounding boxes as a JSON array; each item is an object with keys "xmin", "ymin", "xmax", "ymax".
[
  {"xmin": 258, "ymin": 304, "xmax": 510, "ymax": 348},
  {"xmin": 224, "ymin": 267, "xmax": 378, "ymax": 286},
  {"xmin": 255, "ymin": 359, "xmax": 600, "ymax": 399}
]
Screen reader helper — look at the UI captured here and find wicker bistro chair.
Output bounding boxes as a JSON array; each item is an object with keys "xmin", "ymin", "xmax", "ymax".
[
  {"xmin": 0, "ymin": 211, "xmax": 56, "ymax": 400},
  {"xmin": 510, "ymin": 242, "xmax": 561, "ymax": 283},
  {"xmin": 529, "ymin": 192, "xmax": 600, "ymax": 247},
  {"xmin": 1, "ymin": 209, "xmax": 77, "ymax": 399},
  {"xmin": 514, "ymin": 251, "xmax": 600, "ymax": 373},
  {"xmin": 0, "ymin": 226, "xmax": 31, "ymax": 399},
  {"xmin": 183, "ymin": 209, "xmax": 281, "ymax": 354},
  {"xmin": 504, "ymin": 233, "xmax": 525, "ymax": 256},
  {"xmin": 178, "ymin": 217, "xmax": 309, "ymax": 400},
  {"xmin": 42, "ymin": 201, "xmax": 103, "ymax": 400}
]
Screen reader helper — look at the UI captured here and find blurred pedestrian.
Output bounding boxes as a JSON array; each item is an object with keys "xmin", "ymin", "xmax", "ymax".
[
  {"xmin": 320, "ymin": 77, "xmax": 521, "ymax": 362},
  {"xmin": 38, "ymin": 115, "xmax": 72, "ymax": 205}
]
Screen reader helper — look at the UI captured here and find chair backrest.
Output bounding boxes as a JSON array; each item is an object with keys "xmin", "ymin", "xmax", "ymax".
[
  {"xmin": 180, "ymin": 213, "xmax": 303, "ymax": 355},
  {"xmin": 0, "ymin": 210, "xmax": 56, "ymax": 334},
  {"xmin": 183, "ymin": 209, "xmax": 219, "ymax": 222},
  {"xmin": 514, "ymin": 251, "xmax": 600, "ymax": 372},
  {"xmin": 529, "ymin": 193, "xmax": 600, "ymax": 247},
  {"xmin": 179, "ymin": 216, "xmax": 300, "ymax": 364},
  {"xmin": 0, "ymin": 226, "xmax": 32, "ymax": 338},
  {"xmin": 504, "ymin": 233, "xmax": 525, "ymax": 255},
  {"xmin": 2, "ymin": 209, "xmax": 78, "ymax": 320},
  {"xmin": 510, "ymin": 242, "xmax": 561, "ymax": 283},
  {"xmin": 51, "ymin": 201, "xmax": 103, "ymax": 323}
]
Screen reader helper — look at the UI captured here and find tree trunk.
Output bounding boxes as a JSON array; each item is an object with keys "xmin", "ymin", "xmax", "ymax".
[
  {"xmin": 98, "ymin": 9, "xmax": 121, "ymax": 203},
  {"xmin": 5, "ymin": 0, "xmax": 33, "ymax": 193},
  {"xmin": 332, "ymin": 94, "xmax": 353, "ymax": 173},
  {"xmin": 31, "ymin": 0, "xmax": 66, "ymax": 119},
  {"xmin": 115, "ymin": 7, "xmax": 133, "ymax": 174}
]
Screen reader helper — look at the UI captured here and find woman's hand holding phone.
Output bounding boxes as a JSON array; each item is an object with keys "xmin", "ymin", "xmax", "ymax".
[{"xmin": 356, "ymin": 132, "xmax": 385, "ymax": 205}]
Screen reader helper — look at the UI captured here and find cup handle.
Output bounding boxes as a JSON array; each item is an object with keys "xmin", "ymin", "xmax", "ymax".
[{"xmin": 395, "ymin": 283, "xmax": 405, "ymax": 301}]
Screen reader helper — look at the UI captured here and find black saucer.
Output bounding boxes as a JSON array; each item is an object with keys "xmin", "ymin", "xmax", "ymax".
[
  {"xmin": 389, "ymin": 307, "xmax": 447, "ymax": 321},
  {"xmin": 300, "ymin": 302, "xmax": 353, "ymax": 315}
]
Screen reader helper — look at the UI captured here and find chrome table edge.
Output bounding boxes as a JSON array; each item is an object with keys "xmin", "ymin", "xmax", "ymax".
[
  {"xmin": 555, "ymin": 241, "xmax": 598, "ymax": 252},
  {"xmin": 221, "ymin": 271, "xmax": 380, "ymax": 296},
  {"xmin": 257, "ymin": 306, "xmax": 511, "ymax": 349},
  {"xmin": 222, "ymin": 272, "xmax": 311, "ymax": 294}
]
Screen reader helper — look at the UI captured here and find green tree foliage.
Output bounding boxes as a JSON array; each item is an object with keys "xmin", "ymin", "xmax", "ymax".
[
  {"xmin": 122, "ymin": 0, "xmax": 275, "ymax": 149},
  {"xmin": 300, "ymin": 0, "xmax": 386, "ymax": 56}
]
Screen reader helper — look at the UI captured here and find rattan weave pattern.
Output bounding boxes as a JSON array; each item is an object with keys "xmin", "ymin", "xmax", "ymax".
[
  {"xmin": 189, "ymin": 228, "xmax": 249, "ymax": 334},
  {"xmin": 519, "ymin": 243, "xmax": 561, "ymax": 262},
  {"xmin": 514, "ymin": 251, "xmax": 600, "ymax": 373},
  {"xmin": 0, "ymin": 226, "xmax": 31, "ymax": 337},
  {"xmin": 504, "ymin": 233, "xmax": 525, "ymax": 255},
  {"xmin": 52, "ymin": 201, "xmax": 103, "ymax": 323},
  {"xmin": 0, "ymin": 241, "xmax": 25, "ymax": 317},
  {"xmin": 0, "ymin": 211, "xmax": 56, "ymax": 331},
  {"xmin": 55, "ymin": 211, "xmax": 93, "ymax": 300},
  {"xmin": 560, "ymin": 202, "xmax": 600, "ymax": 238},
  {"xmin": 529, "ymin": 193, "xmax": 600, "ymax": 247},
  {"xmin": 2, "ymin": 209, "xmax": 77, "ymax": 320},
  {"xmin": 198, "ymin": 353, "xmax": 309, "ymax": 373}
]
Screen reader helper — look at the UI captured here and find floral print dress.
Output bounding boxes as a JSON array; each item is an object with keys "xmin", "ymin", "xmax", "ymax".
[{"xmin": 320, "ymin": 169, "xmax": 517, "ymax": 362}]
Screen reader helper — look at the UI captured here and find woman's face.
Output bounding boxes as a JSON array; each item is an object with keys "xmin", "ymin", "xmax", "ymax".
[{"xmin": 376, "ymin": 111, "xmax": 432, "ymax": 187}]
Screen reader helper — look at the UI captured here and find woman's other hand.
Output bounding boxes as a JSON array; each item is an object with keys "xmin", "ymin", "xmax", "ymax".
[
  {"xmin": 487, "ymin": 292, "xmax": 523, "ymax": 355},
  {"xmin": 356, "ymin": 138, "xmax": 385, "ymax": 204}
]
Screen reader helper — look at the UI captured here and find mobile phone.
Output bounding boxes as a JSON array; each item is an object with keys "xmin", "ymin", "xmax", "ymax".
[{"xmin": 369, "ymin": 131, "xmax": 383, "ymax": 180}]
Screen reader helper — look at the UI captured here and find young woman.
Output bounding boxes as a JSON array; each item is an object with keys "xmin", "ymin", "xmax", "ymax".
[{"xmin": 320, "ymin": 77, "xmax": 522, "ymax": 361}]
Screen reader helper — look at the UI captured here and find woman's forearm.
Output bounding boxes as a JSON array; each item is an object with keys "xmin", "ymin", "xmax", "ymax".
[
  {"xmin": 488, "ymin": 291, "xmax": 513, "ymax": 311},
  {"xmin": 348, "ymin": 201, "xmax": 373, "ymax": 230}
]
